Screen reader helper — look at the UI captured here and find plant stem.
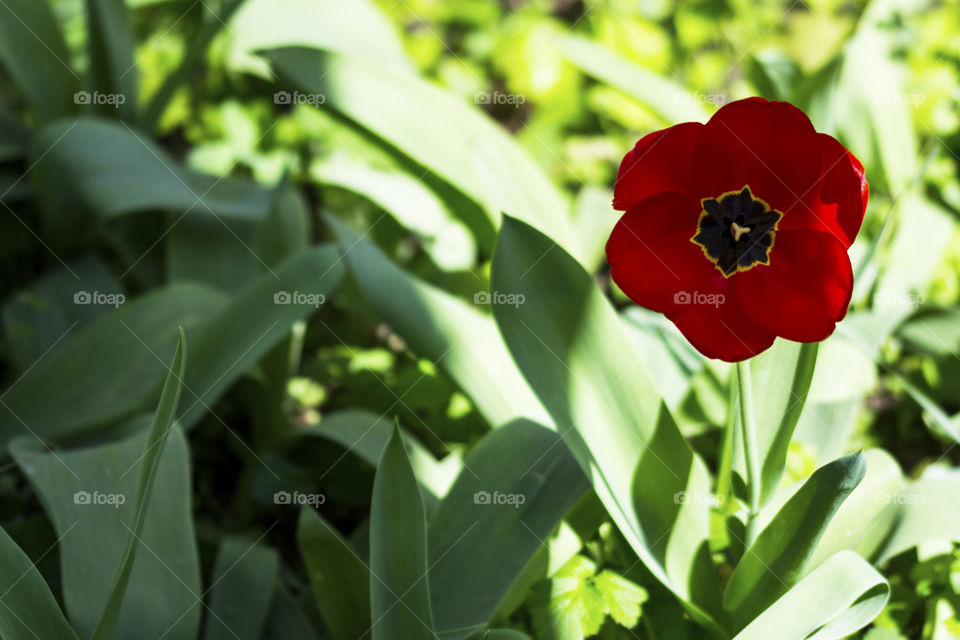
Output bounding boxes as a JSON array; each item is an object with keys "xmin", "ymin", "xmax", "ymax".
[{"xmin": 737, "ymin": 359, "xmax": 762, "ymax": 548}]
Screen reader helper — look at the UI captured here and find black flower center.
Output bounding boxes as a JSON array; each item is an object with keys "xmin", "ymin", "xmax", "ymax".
[{"xmin": 691, "ymin": 186, "xmax": 782, "ymax": 277}]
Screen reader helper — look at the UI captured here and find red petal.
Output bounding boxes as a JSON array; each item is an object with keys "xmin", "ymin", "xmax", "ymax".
[
  {"xmin": 666, "ymin": 283, "xmax": 776, "ymax": 362},
  {"xmin": 735, "ymin": 229, "xmax": 853, "ymax": 343},
  {"xmin": 607, "ymin": 192, "xmax": 715, "ymax": 315},
  {"xmin": 613, "ymin": 122, "xmax": 704, "ymax": 211},
  {"xmin": 778, "ymin": 134, "xmax": 868, "ymax": 248},
  {"xmin": 693, "ymin": 98, "xmax": 822, "ymax": 217}
]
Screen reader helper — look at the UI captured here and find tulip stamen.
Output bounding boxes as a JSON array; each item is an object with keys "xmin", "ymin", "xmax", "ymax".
[{"xmin": 730, "ymin": 222, "xmax": 751, "ymax": 242}]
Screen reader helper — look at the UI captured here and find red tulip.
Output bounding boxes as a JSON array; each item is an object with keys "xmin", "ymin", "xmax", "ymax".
[{"xmin": 607, "ymin": 97, "xmax": 868, "ymax": 362}]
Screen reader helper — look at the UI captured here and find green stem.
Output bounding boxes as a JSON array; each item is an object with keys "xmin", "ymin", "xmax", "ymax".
[{"xmin": 737, "ymin": 359, "xmax": 762, "ymax": 548}]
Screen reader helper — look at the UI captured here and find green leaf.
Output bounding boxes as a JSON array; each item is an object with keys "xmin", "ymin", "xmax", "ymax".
[
  {"xmin": 292, "ymin": 409, "xmax": 456, "ymax": 501},
  {"xmin": 264, "ymin": 48, "xmax": 580, "ymax": 259},
  {"xmin": 329, "ymin": 218, "xmax": 549, "ymax": 429},
  {"xmin": 11, "ymin": 423, "xmax": 202, "ymax": 640},
  {"xmin": 1, "ymin": 255, "xmax": 122, "ymax": 371},
  {"xmin": 427, "ymin": 420, "xmax": 589, "ymax": 635},
  {"xmin": 732, "ymin": 551, "xmax": 888, "ymax": 640},
  {"xmin": 179, "ymin": 245, "xmax": 346, "ymax": 428},
  {"xmin": 730, "ymin": 340, "xmax": 819, "ymax": 505},
  {"xmin": 723, "ymin": 453, "xmax": 866, "ymax": 627},
  {"xmin": 30, "ymin": 119, "xmax": 273, "ymax": 227},
  {"xmin": 261, "ymin": 586, "xmax": 322, "ymax": 640},
  {"xmin": 370, "ymin": 427, "xmax": 435, "ymax": 640},
  {"xmin": 202, "ymin": 536, "xmax": 280, "ymax": 640},
  {"xmin": 532, "ymin": 556, "xmax": 647, "ymax": 640},
  {"xmin": 0, "ymin": 0, "xmax": 78, "ymax": 122},
  {"xmin": 85, "ymin": 0, "xmax": 137, "ymax": 120},
  {"xmin": 807, "ymin": 449, "xmax": 903, "ymax": 567},
  {"xmin": 312, "ymin": 159, "xmax": 476, "ymax": 271},
  {"xmin": 0, "ymin": 283, "xmax": 224, "ymax": 447},
  {"xmin": 878, "ymin": 467, "xmax": 960, "ymax": 563},
  {"xmin": 297, "ymin": 508, "xmax": 371, "ymax": 640},
  {"xmin": 559, "ymin": 35, "xmax": 710, "ymax": 124},
  {"xmin": 226, "ymin": 0, "xmax": 412, "ymax": 78},
  {"xmin": 490, "ymin": 216, "xmax": 722, "ymax": 631},
  {"xmin": 0, "ymin": 526, "xmax": 79, "ymax": 640},
  {"xmin": 896, "ymin": 306, "xmax": 960, "ymax": 357},
  {"xmin": 837, "ymin": 12, "xmax": 918, "ymax": 193},
  {"xmin": 91, "ymin": 329, "xmax": 186, "ymax": 640}
]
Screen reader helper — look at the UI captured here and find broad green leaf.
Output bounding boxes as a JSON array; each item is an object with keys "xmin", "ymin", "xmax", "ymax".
[
  {"xmin": 84, "ymin": 0, "xmax": 137, "ymax": 120},
  {"xmin": 490, "ymin": 216, "xmax": 722, "ymax": 631},
  {"xmin": 226, "ymin": 0, "xmax": 412, "ymax": 78},
  {"xmin": 298, "ymin": 508, "xmax": 371, "ymax": 640},
  {"xmin": 427, "ymin": 420, "xmax": 589, "ymax": 635},
  {"xmin": 897, "ymin": 306, "xmax": 960, "ymax": 357},
  {"xmin": 808, "ymin": 449, "xmax": 902, "ymax": 567},
  {"xmin": 837, "ymin": 4, "xmax": 918, "ymax": 193},
  {"xmin": 262, "ymin": 586, "xmax": 322, "ymax": 640},
  {"xmin": 258, "ymin": 178, "xmax": 310, "ymax": 267},
  {"xmin": 202, "ymin": 537, "xmax": 279, "ymax": 640},
  {"xmin": 878, "ymin": 467, "xmax": 960, "ymax": 563},
  {"xmin": 91, "ymin": 330, "xmax": 186, "ymax": 640},
  {"xmin": 329, "ymin": 218, "xmax": 550, "ymax": 429},
  {"xmin": 370, "ymin": 428, "xmax": 435, "ymax": 640},
  {"xmin": 179, "ymin": 245, "xmax": 346, "ymax": 428},
  {"xmin": 0, "ymin": 0, "xmax": 78, "ymax": 122},
  {"xmin": 0, "ymin": 526, "xmax": 79, "ymax": 640},
  {"xmin": 531, "ymin": 555, "xmax": 647, "ymax": 640},
  {"xmin": 11, "ymin": 424, "xmax": 202, "ymax": 640},
  {"xmin": 559, "ymin": 36, "xmax": 710, "ymax": 124},
  {"xmin": 874, "ymin": 196, "xmax": 952, "ymax": 302},
  {"xmin": 292, "ymin": 409, "xmax": 457, "ymax": 501},
  {"xmin": 312, "ymin": 158, "xmax": 476, "ymax": 271},
  {"xmin": 264, "ymin": 48, "xmax": 579, "ymax": 259},
  {"xmin": 0, "ymin": 283, "xmax": 224, "ymax": 447},
  {"xmin": 732, "ymin": 551, "xmax": 888, "ymax": 640},
  {"xmin": 730, "ymin": 340, "xmax": 819, "ymax": 505},
  {"xmin": 30, "ymin": 119, "xmax": 272, "ymax": 227},
  {"xmin": 166, "ymin": 215, "xmax": 262, "ymax": 293},
  {"xmin": 1, "ymin": 255, "xmax": 122, "ymax": 371},
  {"xmin": 723, "ymin": 453, "xmax": 866, "ymax": 628},
  {"xmin": 570, "ymin": 186, "xmax": 621, "ymax": 273}
]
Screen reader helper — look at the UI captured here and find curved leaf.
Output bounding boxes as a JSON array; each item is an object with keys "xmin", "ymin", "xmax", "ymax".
[
  {"xmin": 427, "ymin": 420, "xmax": 589, "ymax": 635},
  {"xmin": 723, "ymin": 453, "xmax": 866, "ymax": 627},
  {"xmin": 0, "ymin": 526, "xmax": 79, "ymax": 640},
  {"xmin": 490, "ymin": 216, "xmax": 722, "ymax": 632},
  {"xmin": 370, "ymin": 428, "xmax": 435, "ymax": 640},
  {"xmin": 732, "ymin": 551, "xmax": 888, "ymax": 640}
]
